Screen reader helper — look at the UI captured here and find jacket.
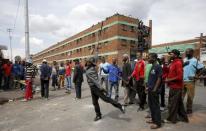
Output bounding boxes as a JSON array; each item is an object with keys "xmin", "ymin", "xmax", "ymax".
[
  {"xmin": 40, "ymin": 64, "xmax": 51, "ymax": 80},
  {"xmin": 122, "ymin": 62, "xmax": 132, "ymax": 86},
  {"xmin": 85, "ymin": 66, "xmax": 100, "ymax": 88},
  {"xmin": 132, "ymin": 59, "xmax": 145, "ymax": 81},
  {"xmin": 167, "ymin": 59, "xmax": 183, "ymax": 89},
  {"xmin": 73, "ymin": 64, "xmax": 84, "ymax": 83}
]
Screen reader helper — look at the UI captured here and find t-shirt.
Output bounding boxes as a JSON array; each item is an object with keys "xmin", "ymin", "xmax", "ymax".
[
  {"xmin": 3, "ymin": 64, "xmax": 13, "ymax": 76},
  {"xmin": 184, "ymin": 57, "xmax": 204, "ymax": 81},
  {"xmin": 144, "ymin": 64, "xmax": 152, "ymax": 83},
  {"xmin": 99, "ymin": 62, "xmax": 109, "ymax": 76},
  {"xmin": 147, "ymin": 64, "xmax": 162, "ymax": 90}
]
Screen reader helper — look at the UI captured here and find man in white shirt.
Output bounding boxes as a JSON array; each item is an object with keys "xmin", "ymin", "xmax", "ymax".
[{"xmin": 98, "ymin": 57, "xmax": 110, "ymax": 95}]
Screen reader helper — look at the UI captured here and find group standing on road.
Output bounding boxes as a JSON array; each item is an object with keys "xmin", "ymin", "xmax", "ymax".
[{"xmin": 1, "ymin": 47, "xmax": 206, "ymax": 130}]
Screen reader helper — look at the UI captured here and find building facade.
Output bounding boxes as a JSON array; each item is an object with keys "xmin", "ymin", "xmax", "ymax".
[
  {"xmin": 149, "ymin": 34, "xmax": 206, "ymax": 64},
  {"xmin": 33, "ymin": 14, "xmax": 152, "ymax": 66}
]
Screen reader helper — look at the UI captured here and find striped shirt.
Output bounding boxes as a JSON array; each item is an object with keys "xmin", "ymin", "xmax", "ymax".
[{"xmin": 25, "ymin": 64, "xmax": 37, "ymax": 79}]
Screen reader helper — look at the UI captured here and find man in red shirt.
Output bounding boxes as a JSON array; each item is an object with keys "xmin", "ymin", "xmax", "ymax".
[
  {"xmin": 130, "ymin": 52, "xmax": 146, "ymax": 110},
  {"xmin": 65, "ymin": 60, "xmax": 72, "ymax": 93},
  {"xmin": 165, "ymin": 49, "xmax": 188, "ymax": 123},
  {"xmin": 3, "ymin": 61, "xmax": 13, "ymax": 90}
]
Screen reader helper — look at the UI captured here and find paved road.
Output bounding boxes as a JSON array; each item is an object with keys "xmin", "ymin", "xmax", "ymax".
[{"xmin": 0, "ymin": 80, "xmax": 206, "ymax": 131}]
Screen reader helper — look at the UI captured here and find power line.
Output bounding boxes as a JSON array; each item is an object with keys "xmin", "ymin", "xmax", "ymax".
[{"xmin": 13, "ymin": 0, "xmax": 21, "ymax": 31}]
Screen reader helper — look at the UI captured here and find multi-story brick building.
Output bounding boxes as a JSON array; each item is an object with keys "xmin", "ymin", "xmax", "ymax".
[{"xmin": 32, "ymin": 14, "xmax": 152, "ymax": 66}]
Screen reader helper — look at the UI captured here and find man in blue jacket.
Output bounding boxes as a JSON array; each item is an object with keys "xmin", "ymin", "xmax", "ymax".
[
  {"xmin": 40, "ymin": 59, "xmax": 51, "ymax": 99},
  {"xmin": 102, "ymin": 58, "xmax": 121, "ymax": 101}
]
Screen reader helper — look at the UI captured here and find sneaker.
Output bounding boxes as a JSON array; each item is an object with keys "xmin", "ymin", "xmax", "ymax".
[
  {"xmin": 120, "ymin": 105, "xmax": 126, "ymax": 114},
  {"xmin": 137, "ymin": 107, "xmax": 144, "ymax": 112},
  {"xmin": 160, "ymin": 107, "xmax": 165, "ymax": 111},
  {"xmin": 187, "ymin": 110, "xmax": 192, "ymax": 114},
  {"xmin": 94, "ymin": 116, "xmax": 102, "ymax": 121},
  {"xmin": 150, "ymin": 124, "xmax": 160, "ymax": 129},
  {"xmin": 21, "ymin": 99, "xmax": 28, "ymax": 102}
]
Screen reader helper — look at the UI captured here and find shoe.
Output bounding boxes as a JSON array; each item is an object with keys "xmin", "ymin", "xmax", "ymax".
[
  {"xmin": 120, "ymin": 105, "xmax": 126, "ymax": 114},
  {"xmin": 21, "ymin": 99, "xmax": 28, "ymax": 102},
  {"xmin": 146, "ymin": 119, "xmax": 154, "ymax": 124},
  {"xmin": 94, "ymin": 116, "xmax": 102, "ymax": 121},
  {"xmin": 164, "ymin": 119, "xmax": 172, "ymax": 123},
  {"xmin": 186, "ymin": 110, "xmax": 192, "ymax": 114},
  {"xmin": 137, "ymin": 107, "xmax": 144, "ymax": 112},
  {"xmin": 128, "ymin": 102, "xmax": 134, "ymax": 105},
  {"xmin": 160, "ymin": 107, "xmax": 165, "ymax": 112},
  {"xmin": 65, "ymin": 90, "xmax": 71, "ymax": 94},
  {"xmin": 145, "ymin": 114, "xmax": 151, "ymax": 119},
  {"xmin": 150, "ymin": 124, "xmax": 160, "ymax": 129}
]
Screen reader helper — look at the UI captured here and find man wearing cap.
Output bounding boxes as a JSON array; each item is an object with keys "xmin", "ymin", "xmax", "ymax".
[
  {"xmin": 73, "ymin": 59, "xmax": 84, "ymax": 99},
  {"xmin": 85, "ymin": 57, "xmax": 125, "ymax": 121},
  {"xmin": 40, "ymin": 59, "xmax": 52, "ymax": 99},
  {"xmin": 165, "ymin": 49, "xmax": 188, "ymax": 123},
  {"xmin": 22, "ymin": 59, "xmax": 37, "ymax": 101},
  {"xmin": 183, "ymin": 48, "xmax": 204, "ymax": 114}
]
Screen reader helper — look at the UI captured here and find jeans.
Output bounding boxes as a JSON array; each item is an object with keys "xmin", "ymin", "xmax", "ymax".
[
  {"xmin": 41, "ymin": 79, "xmax": 49, "ymax": 98},
  {"xmin": 100, "ymin": 75, "xmax": 108, "ymax": 94},
  {"xmin": 66, "ymin": 76, "xmax": 72, "ymax": 90},
  {"xmin": 148, "ymin": 91, "xmax": 161, "ymax": 126},
  {"xmin": 167, "ymin": 88, "xmax": 188, "ymax": 123},
  {"xmin": 108, "ymin": 81, "xmax": 119, "ymax": 101},
  {"xmin": 75, "ymin": 82, "xmax": 82, "ymax": 99},
  {"xmin": 52, "ymin": 74, "xmax": 58, "ymax": 88},
  {"xmin": 4, "ymin": 76, "xmax": 10, "ymax": 90}
]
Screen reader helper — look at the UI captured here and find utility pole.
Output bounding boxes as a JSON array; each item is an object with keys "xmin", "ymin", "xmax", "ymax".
[
  {"xmin": 7, "ymin": 28, "xmax": 13, "ymax": 61},
  {"xmin": 25, "ymin": 0, "xmax": 30, "ymax": 61}
]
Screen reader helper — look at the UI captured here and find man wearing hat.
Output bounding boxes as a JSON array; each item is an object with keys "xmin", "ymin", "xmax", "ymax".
[
  {"xmin": 22, "ymin": 58, "xmax": 37, "ymax": 101},
  {"xmin": 85, "ymin": 57, "xmax": 125, "ymax": 121},
  {"xmin": 165, "ymin": 49, "xmax": 188, "ymax": 123},
  {"xmin": 73, "ymin": 59, "xmax": 84, "ymax": 99},
  {"xmin": 40, "ymin": 59, "xmax": 51, "ymax": 99},
  {"xmin": 183, "ymin": 48, "xmax": 204, "ymax": 114}
]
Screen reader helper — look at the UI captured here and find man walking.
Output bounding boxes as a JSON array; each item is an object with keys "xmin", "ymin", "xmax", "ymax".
[
  {"xmin": 40, "ymin": 59, "xmax": 51, "ymax": 99},
  {"xmin": 165, "ymin": 49, "xmax": 189, "ymax": 123},
  {"xmin": 73, "ymin": 59, "xmax": 84, "ymax": 99},
  {"xmin": 146, "ymin": 53, "xmax": 162, "ymax": 129},
  {"xmin": 21, "ymin": 59, "xmax": 37, "ymax": 102},
  {"xmin": 85, "ymin": 57, "xmax": 125, "ymax": 121},
  {"xmin": 183, "ymin": 48, "xmax": 204, "ymax": 114}
]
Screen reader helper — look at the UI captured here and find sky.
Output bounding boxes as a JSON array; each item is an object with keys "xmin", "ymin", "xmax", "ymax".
[{"xmin": 0, "ymin": 0, "xmax": 205, "ymax": 59}]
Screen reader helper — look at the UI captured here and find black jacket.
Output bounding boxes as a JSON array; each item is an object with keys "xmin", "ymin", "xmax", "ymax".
[
  {"xmin": 85, "ymin": 66, "xmax": 101, "ymax": 88},
  {"xmin": 73, "ymin": 64, "xmax": 84, "ymax": 84},
  {"xmin": 122, "ymin": 62, "xmax": 132, "ymax": 87}
]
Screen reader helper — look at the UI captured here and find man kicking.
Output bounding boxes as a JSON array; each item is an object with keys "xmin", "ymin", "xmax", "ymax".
[{"xmin": 85, "ymin": 57, "xmax": 125, "ymax": 121}]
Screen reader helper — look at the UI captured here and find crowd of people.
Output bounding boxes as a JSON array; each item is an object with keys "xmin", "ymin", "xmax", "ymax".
[{"xmin": 0, "ymin": 47, "xmax": 205, "ymax": 129}]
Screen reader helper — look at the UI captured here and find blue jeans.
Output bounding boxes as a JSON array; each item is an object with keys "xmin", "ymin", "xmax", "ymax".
[
  {"xmin": 108, "ymin": 81, "xmax": 119, "ymax": 100},
  {"xmin": 66, "ymin": 76, "xmax": 72, "ymax": 90}
]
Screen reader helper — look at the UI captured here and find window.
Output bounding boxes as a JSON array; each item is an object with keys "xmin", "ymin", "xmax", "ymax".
[
  {"xmin": 122, "ymin": 24, "xmax": 127, "ymax": 31},
  {"xmin": 121, "ymin": 39, "xmax": 127, "ymax": 43},
  {"xmin": 92, "ymin": 33, "xmax": 95, "ymax": 37},
  {"xmin": 130, "ymin": 26, "xmax": 135, "ymax": 32},
  {"xmin": 88, "ymin": 46, "xmax": 92, "ymax": 50}
]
